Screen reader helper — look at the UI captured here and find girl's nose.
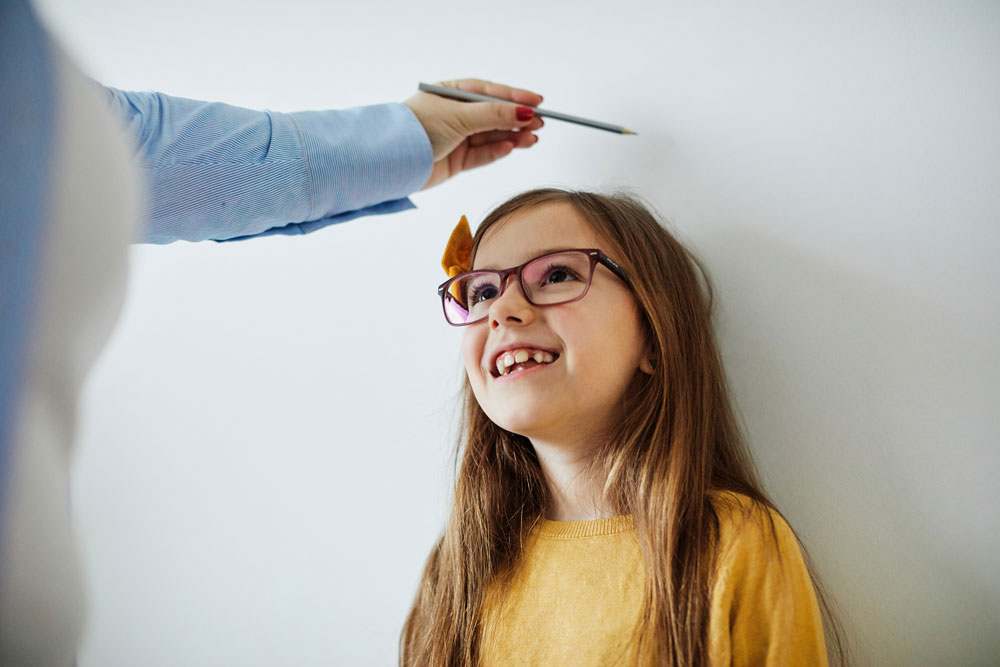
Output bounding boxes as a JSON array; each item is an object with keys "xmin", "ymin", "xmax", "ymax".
[{"xmin": 489, "ymin": 275, "xmax": 535, "ymax": 330}]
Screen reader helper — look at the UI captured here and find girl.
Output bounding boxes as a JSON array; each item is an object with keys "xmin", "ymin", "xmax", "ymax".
[{"xmin": 401, "ymin": 189, "xmax": 847, "ymax": 666}]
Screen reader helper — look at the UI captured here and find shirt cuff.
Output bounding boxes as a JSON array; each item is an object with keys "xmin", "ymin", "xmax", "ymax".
[{"xmin": 288, "ymin": 102, "xmax": 432, "ymax": 222}]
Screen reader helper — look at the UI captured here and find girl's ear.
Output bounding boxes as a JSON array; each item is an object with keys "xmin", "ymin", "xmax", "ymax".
[{"xmin": 639, "ymin": 333, "xmax": 658, "ymax": 375}]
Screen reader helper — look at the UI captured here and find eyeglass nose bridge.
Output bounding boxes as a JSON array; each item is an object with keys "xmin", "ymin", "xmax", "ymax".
[{"xmin": 491, "ymin": 265, "xmax": 529, "ymax": 303}]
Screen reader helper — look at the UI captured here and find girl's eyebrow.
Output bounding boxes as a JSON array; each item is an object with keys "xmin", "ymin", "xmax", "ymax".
[{"xmin": 476, "ymin": 247, "xmax": 575, "ymax": 271}]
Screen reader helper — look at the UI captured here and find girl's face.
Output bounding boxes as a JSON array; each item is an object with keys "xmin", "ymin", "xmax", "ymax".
[{"xmin": 462, "ymin": 202, "xmax": 649, "ymax": 446}]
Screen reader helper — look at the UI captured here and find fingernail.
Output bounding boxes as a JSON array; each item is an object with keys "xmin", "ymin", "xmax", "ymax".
[{"xmin": 516, "ymin": 106, "xmax": 534, "ymax": 121}]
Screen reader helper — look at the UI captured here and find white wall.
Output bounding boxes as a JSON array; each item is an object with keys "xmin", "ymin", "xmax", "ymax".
[{"xmin": 34, "ymin": 0, "xmax": 999, "ymax": 664}]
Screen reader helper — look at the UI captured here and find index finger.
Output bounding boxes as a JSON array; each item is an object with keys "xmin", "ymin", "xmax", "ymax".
[{"xmin": 441, "ymin": 78, "xmax": 544, "ymax": 107}]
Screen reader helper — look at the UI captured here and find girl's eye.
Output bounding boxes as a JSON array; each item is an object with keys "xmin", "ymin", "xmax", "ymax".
[
  {"xmin": 467, "ymin": 283, "xmax": 499, "ymax": 304},
  {"xmin": 541, "ymin": 264, "xmax": 581, "ymax": 285}
]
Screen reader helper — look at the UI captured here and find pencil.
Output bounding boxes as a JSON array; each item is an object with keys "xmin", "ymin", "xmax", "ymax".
[{"xmin": 418, "ymin": 82, "xmax": 637, "ymax": 135}]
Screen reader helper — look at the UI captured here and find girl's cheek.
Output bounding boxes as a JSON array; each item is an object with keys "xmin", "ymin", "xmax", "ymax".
[{"xmin": 461, "ymin": 327, "xmax": 486, "ymax": 380}]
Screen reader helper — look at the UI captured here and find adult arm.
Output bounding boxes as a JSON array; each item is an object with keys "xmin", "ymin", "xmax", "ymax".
[
  {"xmin": 105, "ymin": 88, "xmax": 433, "ymax": 244},
  {"xmin": 105, "ymin": 80, "xmax": 544, "ymax": 244}
]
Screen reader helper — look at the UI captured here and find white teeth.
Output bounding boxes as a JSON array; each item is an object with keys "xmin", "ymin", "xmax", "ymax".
[{"xmin": 493, "ymin": 348, "xmax": 557, "ymax": 377}]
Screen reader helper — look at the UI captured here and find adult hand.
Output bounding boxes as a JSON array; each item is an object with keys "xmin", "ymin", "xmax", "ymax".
[{"xmin": 403, "ymin": 78, "xmax": 544, "ymax": 190}]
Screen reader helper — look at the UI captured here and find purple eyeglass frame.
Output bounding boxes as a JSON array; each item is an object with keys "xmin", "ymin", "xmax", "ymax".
[{"xmin": 436, "ymin": 248, "xmax": 631, "ymax": 327}]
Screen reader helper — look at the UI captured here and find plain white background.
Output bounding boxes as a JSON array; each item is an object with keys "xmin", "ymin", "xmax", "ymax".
[{"xmin": 33, "ymin": 0, "xmax": 999, "ymax": 664}]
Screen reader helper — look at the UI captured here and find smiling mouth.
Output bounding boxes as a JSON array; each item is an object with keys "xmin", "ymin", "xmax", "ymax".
[{"xmin": 491, "ymin": 349, "xmax": 559, "ymax": 378}]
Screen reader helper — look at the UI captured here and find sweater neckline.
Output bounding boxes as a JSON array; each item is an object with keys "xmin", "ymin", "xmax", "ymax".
[{"xmin": 534, "ymin": 514, "xmax": 635, "ymax": 538}]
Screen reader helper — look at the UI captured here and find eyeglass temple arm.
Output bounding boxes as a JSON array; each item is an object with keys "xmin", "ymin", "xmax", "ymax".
[{"xmin": 598, "ymin": 253, "xmax": 630, "ymax": 285}]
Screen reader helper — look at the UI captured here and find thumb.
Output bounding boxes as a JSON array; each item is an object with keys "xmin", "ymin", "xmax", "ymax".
[{"xmin": 458, "ymin": 102, "xmax": 535, "ymax": 134}]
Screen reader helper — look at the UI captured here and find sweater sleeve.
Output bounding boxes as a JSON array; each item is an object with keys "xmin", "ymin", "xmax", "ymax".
[
  {"xmin": 103, "ymin": 88, "xmax": 433, "ymax": 244},
  {"xmin": 707, "ymin": 495, "xmax": 829, "ymax": 666}
]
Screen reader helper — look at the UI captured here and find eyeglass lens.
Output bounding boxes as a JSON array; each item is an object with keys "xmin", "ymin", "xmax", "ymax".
[{"xmin": 444, "ymin": 251, "xmax": 594, "ymax": 325}]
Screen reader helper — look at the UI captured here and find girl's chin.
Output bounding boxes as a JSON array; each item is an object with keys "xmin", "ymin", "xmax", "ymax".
[
  {"xmin": 486, "ymin": 411, "xmax": 562, "ymax": 441},
  {"xmin": 486, "ymin": 411, "xmax": 541, "ymax": 438},
  {"xmin": 476, "ymin": 393, "xmax": 584, "ymax": 440},
  {"xmin": 491, "ymin": 419, "xmax": 539, "ymax": 438}
]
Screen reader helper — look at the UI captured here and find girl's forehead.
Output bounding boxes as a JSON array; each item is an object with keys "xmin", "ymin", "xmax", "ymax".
[{"xmin": 474, "ymin": 203, "xmax": 604, "ymax": 269}]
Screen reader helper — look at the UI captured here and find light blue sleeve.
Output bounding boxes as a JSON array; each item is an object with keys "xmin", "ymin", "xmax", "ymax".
[{"xmin": 104, "ymin": 88, "xmax": 434, "ymax": 244}]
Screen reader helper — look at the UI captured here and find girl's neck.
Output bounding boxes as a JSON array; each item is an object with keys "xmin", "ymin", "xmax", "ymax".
[{"xmin": 531, "ymin": 437, "xmax": 614, "ymax": 521}]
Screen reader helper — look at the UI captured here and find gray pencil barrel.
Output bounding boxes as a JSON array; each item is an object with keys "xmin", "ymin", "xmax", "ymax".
[
  {"xmin": 529, "ymin": 107, "xmax": 628, "ymax": 134},
  {"xmin": 417, "ymin": 82, "xmax": 635, "ymax": 135}
]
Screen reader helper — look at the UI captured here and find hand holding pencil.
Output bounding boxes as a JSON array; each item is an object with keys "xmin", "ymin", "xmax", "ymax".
[
  {"xmin": 418, "ymin": 82, "xmax": 636, "ymax": 135},
  {"xmin": 404, "ymin": 78, "xmax": 545, "ymax": 190}
]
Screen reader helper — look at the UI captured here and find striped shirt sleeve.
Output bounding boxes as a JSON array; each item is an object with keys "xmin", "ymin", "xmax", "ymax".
[{"xmin": 103, "ymin": 88, "xmax": 433, "ymax": 244}]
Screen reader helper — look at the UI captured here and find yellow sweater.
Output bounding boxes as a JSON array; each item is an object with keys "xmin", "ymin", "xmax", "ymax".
[{"xmin": 479, "ymin": 493, "xmax": 828, "ymax": 666}]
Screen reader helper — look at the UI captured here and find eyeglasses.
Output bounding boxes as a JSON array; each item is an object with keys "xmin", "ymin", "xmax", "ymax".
[{"xmin": 437, "ymin": 249, "xmax": 630, "ymax": 326}]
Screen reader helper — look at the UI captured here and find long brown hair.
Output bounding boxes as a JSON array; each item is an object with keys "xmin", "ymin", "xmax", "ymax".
[{"xmin": 400, "ymin": 189, "xmax": 847, "ymax": 665}]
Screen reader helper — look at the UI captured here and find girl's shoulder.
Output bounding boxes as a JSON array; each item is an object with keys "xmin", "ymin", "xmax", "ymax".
[
  {"xmin": 705, "ymin": 493, "xmax": 829, "ymax": 665},
  {"xmin": 707, "ymin": 490, "xmax": 804, "ymax": 569}
]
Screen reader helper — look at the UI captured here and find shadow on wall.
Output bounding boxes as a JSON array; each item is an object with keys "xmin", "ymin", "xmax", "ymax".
[{"xmin": 696, "ymin": 226, "xmax": 999, "ymax": 666}]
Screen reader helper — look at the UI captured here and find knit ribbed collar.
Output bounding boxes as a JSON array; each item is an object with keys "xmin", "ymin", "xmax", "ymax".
[{"xmin": 534, "ymin": 514, "xmax": 635, "ymax": 539}]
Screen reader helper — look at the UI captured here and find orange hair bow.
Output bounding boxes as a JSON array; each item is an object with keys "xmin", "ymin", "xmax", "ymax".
[{"xmin": 441, "ymin": 215, "xmax": 473, "ymax": 278}]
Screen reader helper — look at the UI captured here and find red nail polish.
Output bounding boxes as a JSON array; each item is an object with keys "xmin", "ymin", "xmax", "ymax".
[{"xmin": 516, "ymin": 106, "xmax": 534, "ymax": 121}]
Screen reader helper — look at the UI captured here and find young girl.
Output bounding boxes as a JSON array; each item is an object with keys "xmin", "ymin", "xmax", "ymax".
[{"xmin": 401, "ymin": 189, "xmax": 847, "ymax": 666}]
